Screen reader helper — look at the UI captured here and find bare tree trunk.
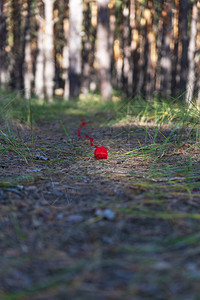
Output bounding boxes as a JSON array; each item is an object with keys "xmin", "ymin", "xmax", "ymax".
[
  {"xmin": 142, "ymin": 0, "xmax": 155, "ymax": 99},
  {"xmin": 63, "ymin": 1, "xmax": 70, "ymax": 100},
  {"xmin": 130, "ymin": 0, "xmax": 139, "ymax": 97},
  {"xmin": 155, "ymin": 0, "xmax": 164, "ymax": 95},
  {"xmin": 171, "ymin": 0, "xmax": 180, "ymax": 97},
  {"xmin": 186, "ymin": 0, "xmax": 198, "ymax": 104},
  {"xmin": 90, "ymin": 0, "xmax": 98, "ymax": 91},
  {"xmin": 35, "ymin": 2, "xmax": 45, "ymax": 99},
  {"xmin": 69, "ymin": 0, "xmax": 83, "ymax": 99},
  {"xmin": 82, "ymin": 0, "xmax": 92, "ymax": 95},
  {"xmin": 161, "ymin": 0, "xmax": 172, "ymax": 98},
  {"xmin": 11, "ymin": 0, "xmax": 23, "ymax": 90},
  {"xmin": 23, "ymin": 0, "xmax": 32, "ymax": 100},
  {"xmin": 109, "ymin": 0, "xmax": 116, "ymax": 86},
  {"xmin": 197, "ymin": 5, "xmax": 200, "ymax": 105},
  {"xmin": 0, "ymin": 0, "xmax": 8, "ymax": 89},
  {"xmin": 113, "ymin": 39, "xmax": 122, "ymax": 89},
  {"xmin": 122, "ymin": 0, "xmax": 131, "ymax": 96},
  {"xmin": 97, "ymin": 0, "xmax": 112, "ymax": 99},
  {"xmin": 180, "ymin": 0, "xmax": 189, "ymax": 98},
  {"xmin": 44, "ymin": 0, "xmax": 55, "ymax": 101}
]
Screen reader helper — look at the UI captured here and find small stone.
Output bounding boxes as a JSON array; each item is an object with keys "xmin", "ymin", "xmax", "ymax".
[
  {"xmin": 95, "ymin": 208, "xmax": 116, "ymax": 220},
  {"xmin": 67, "ymin": 214, "xmax": 84, "ymax": 223},
  {"xmin": 104, "ymin": 208, "xmax": 116, "ymax": 220}
]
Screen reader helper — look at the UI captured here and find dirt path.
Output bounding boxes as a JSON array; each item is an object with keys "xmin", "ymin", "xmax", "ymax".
[{"xmin": 1, "ymin": 115, "xmax": 200, "ymax": 299}]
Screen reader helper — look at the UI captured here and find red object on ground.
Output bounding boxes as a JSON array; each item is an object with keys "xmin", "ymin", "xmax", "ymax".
[
  {"xmin": 78, "ymin": 121, "xmax": 88, "ymax": 137},
  {"xmin": 85, "ymin": 135, "xmax": 96, "ymax": 147},
  {"xmin": 94, "ymin": 146, "xmax": 108, "ymax": 160},
  {"xmin": 78, "ymin": 121, "xmax": 108, "ymax": 160}
]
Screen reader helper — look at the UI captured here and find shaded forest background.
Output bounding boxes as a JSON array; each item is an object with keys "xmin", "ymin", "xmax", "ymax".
[{"xmin": 0, "ymin": 0, "xmax": 200, "ymax": 103}]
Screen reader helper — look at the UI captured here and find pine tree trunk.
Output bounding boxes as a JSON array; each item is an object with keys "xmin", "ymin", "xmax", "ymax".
[
  {"xmin": 197, "ymin": 4, "xmax": 200, "ymax": 105},
  {"xmin": 180, "ymin": 0, "xmax": 189, "ymax": 99},
  {"xmin": 63, "ymin": 1, "xmax": 70, "ymax": 100},
  {"xmin": 11, "ymin": 0, "xmax": 23, "ymax": 90},
  {"xmin": 97, "ymin": 0, "xmax": 112, "ymax": 99},
  {"xmin": 82, "ymin": 0, "xmax": 92, "ymax": 95},
  {"xmin": 155, "ymin": 1, "xmax": 164, "ymax": 94},
  {"xmin": 0, "ymin": 0, "xmax": 8, "ymax": 88},
  {"xmin": 122, "ymin": 0, "xmax": 131, "ymax": 96},
  {"xmin": 186, "ymin": 0, "xmax": 198, "ymax": 104},
  {"xmin": 109, "ymin": 0, "xmax": 116, "ymax": 86},
  {"xmin": 54, "ymin": 0, "xmax": 65, "ymax": 93},
  {"xmin": 35, "ymin": 1, "xmax": 45, "ymax": 99},
  {"xmin": 23, "ymin": 0, "xmax": 32, "ymax": 100},
  {"xmin": 69, "ymin": 0, "xmax": 83, "ymax": 99},
  {"xmin": 142, "ymin": 0, "xmax": 155, "ymax": 99},
  {"xmin": 171, "ymin": 0, "xmax": 180, "ymax": 97},
  {"xmin": 44, "ymin": 0, "xmax": 55, "ymax": 101},
  {"xmin": 130, "ymin": 0, "xmax": 139, "ymax": 97},
  {"xmin": 137, "ymin": 5, "xmax": 146, "ymax": 95},
  {"xmin": 161, "ymin": 1, "xmax": 172, "ymax": 98},
  {"xmin": 90, "ymin": 0, "xmax": 98, "ymax": 91}
]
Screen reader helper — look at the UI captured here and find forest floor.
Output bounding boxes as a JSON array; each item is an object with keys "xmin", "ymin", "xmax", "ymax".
[{"xmin": 1, "ymin": 99, "xmax": 200, "ymax": 300}]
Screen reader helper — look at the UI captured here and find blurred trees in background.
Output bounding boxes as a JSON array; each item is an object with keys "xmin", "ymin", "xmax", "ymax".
[{"xmin": 0, "ymin": 0, "xmax": 200, "ymax": 103}]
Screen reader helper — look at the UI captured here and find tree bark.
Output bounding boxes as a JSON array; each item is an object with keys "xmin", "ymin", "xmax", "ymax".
[
  {"xmin": 171, "ymin": 0, "xmax": 180, "ymax": 97},
  {"xmin": 82, "ymin": 0, "xmax": 92, "ymax": 95},
  {"xmin": 10, "ymin": 0, "xmax": 23, "ymax": 90},
  {"xmin": 142, "ymin": 0, "xmax": 155, "ymax": 99},
  {"xmin": 160, "ymin": 0, "xmax": 172, "ymax": 98},
  {"xmin": 35, "ymin": 1, "xmax": 45, "ymax": 99},
  {"xmin": 69, "ymin": 0, "xmax": 83, "ymax": 99},
  {"xmin": 97, "ymin": 0, "xmax": 112, "ymax": 99},
  {"xmin": 63, "ymin": 0, "xmax": 70, "ymax": 100},
  {"xmin": 23, "ymin": 0, "xmax": 32, "ymax": 100},
  {"xmin": 179, "ymin": 0, "xmax": 189, "ymax": 99},
  {"xmin": 109, "ymin": 0, "xmax": 116, "ymax": 86},
  {"xmin": 122, "ymin": 0, "xmax": 131, "ymax": 96},
  {"xmin": 0, "ymin": 0, "xmax": 8, "ymax": 89},
  {"xmin": 130, "ymin": 0, "xmax": 139, "ymax": 97},
  {"xmin": 44, "ymin": 0, "xmax": 55, "ymax": 101},
  {"xmin": 186, "ymin": 0, "xmax": 198, "ymax": 104}
]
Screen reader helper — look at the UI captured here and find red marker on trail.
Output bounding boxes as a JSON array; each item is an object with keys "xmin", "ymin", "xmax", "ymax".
[
  {"xmin": 78, "ymin": 121, "xmax": 108, "ymax": 160},
  {"xmin": 94, "ymin": 146, "xmax": 108, "ymax": 159}
]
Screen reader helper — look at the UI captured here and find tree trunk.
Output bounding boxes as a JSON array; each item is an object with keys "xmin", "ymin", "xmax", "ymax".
[
  {"xmin": 69, "ymin": 0, "xmax": 83, "ymax": 99},
  {"xmin": 44, "ymin": 0, "xmax": 55, "ymax": 101},
  {"xmin": 97, "ymin": 0, "xmax": 112, "ymax": 99},
  {"xmin": 197, "ymin": 3, "xmax": 200, "ymax": 105},
  {"xmin": 160, "ymin": 0, "xmax": 172, "ymax": 98},
  {"xmin": 122, "ymin": 0, "xmax": 131, "ymax": 96},
  {"xmin": 142, "ymin": 0, "xmax": 155, "ymax": 99},
  {"xmin": 179, "ymin": 0, "xmax": 189, "ymax": 99},
  {"xmin": 0, "ymin": 0, "xmax": 8, "ymax": 89},
  {"xmin": 171, "ymin": 0, "xmax": 180, "ymax": 97},
  {"xmin": 186, "ymin": 0, "xmax": 198, "ymax": 104},
  {"xmin": 54, "ymin": 0, "xmax": 65, "ymax": 94},
  {"xmin": 109, "ymin": 0, "xmax": 116, "ymax": 86},
  {"xmin": 82, "ymin": 0, "xmax": 92, "ymax": 95},
  {"xmin": 130, "ymin": 0, "xmax": 139, "ymax": 97},
  {"xmin": 23, "ymin": 0, "xmax": 32, "ymax": 100},
  {"xmin": 11, "ymin": 0, "xmax": 23, "ymax": 90},
  {"xmin": 90, "ymin": 0, "xmax": 98, "ymax": 91},
  {"xmin": 35, "ymin": 2, "xmax": 45, "ymax": 99},
  {"xmin": 63, "ymin": 0, "xmax": 70, "ymax": 100},
  {"xmin": 155, "ymin": 1, "xmax": 164, "ymax": 95}
]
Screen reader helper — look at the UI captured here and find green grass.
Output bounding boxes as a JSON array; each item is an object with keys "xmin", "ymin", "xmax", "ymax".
[{"xmin": 1, "ymin": 89, "xmax": 200, "ymax": 126}]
